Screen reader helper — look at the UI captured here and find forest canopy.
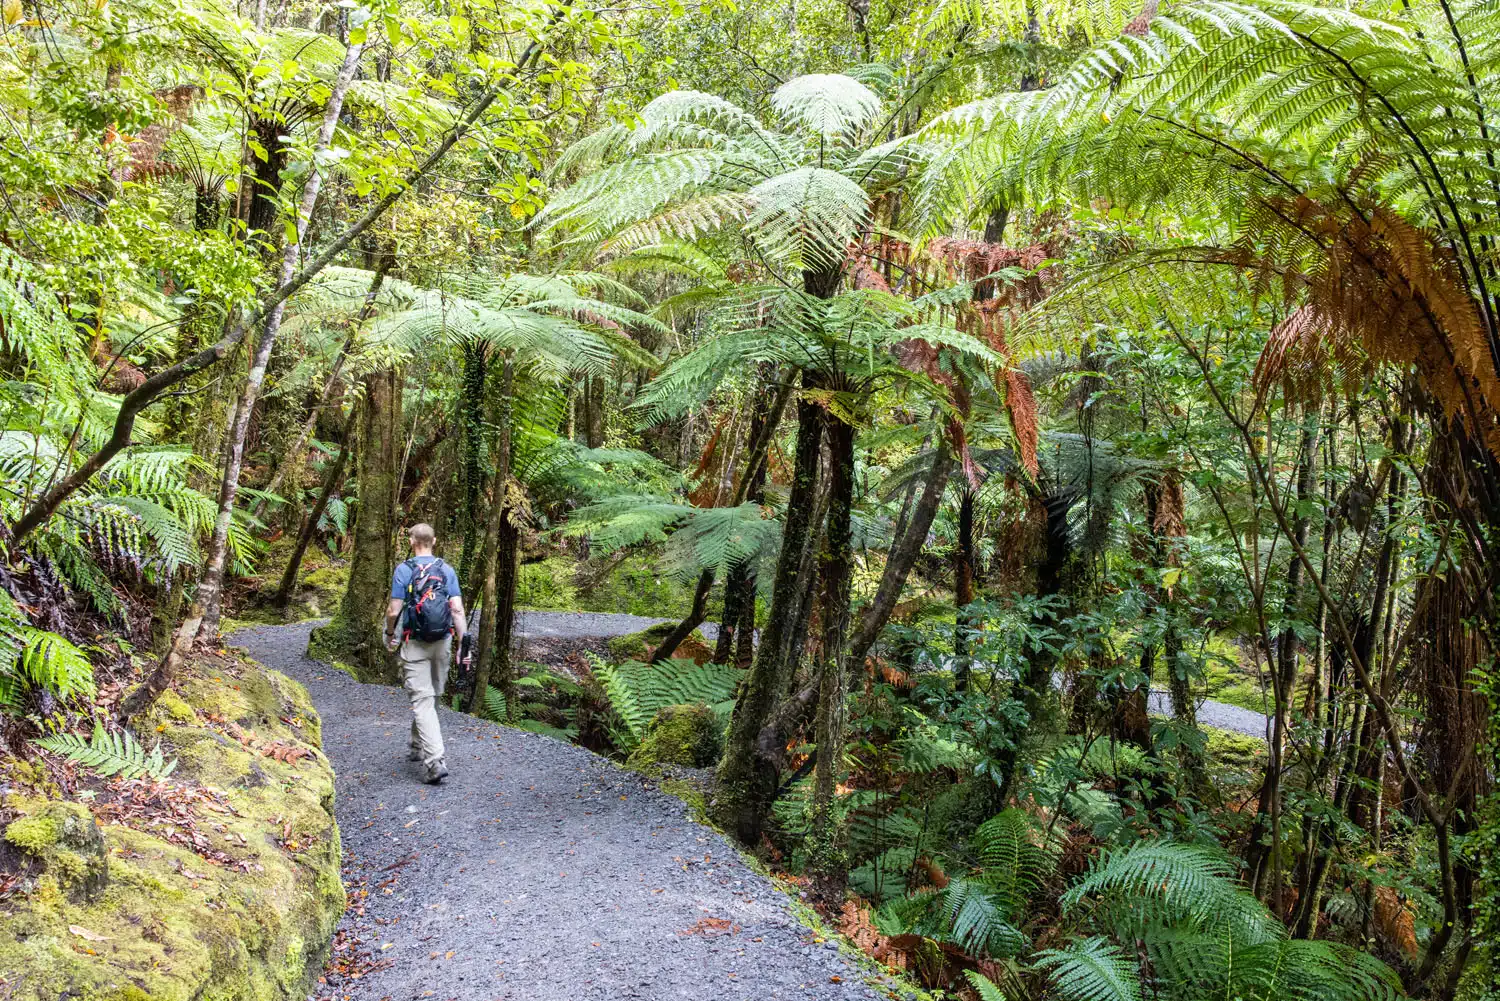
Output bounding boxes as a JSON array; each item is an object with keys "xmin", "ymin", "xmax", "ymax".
[{"xmin": 0, "ymin": 0, "xmax": 1495, "ymax": 998}]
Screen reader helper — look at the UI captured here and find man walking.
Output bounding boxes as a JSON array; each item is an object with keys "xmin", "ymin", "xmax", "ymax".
[{"xmin": 384, "ymin": 523, "xmax": 467, "ymax": 784}]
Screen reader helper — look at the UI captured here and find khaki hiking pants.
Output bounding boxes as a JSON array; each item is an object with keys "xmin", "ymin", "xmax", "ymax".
[{"xmin": 400, "ymin": 635, "xmax": 450, "ymax": 766}]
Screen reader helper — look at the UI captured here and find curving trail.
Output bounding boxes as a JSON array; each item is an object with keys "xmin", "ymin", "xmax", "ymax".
[{"xmin": 228, "ymin": 622, "xmax": 892, "ymax": 1001}]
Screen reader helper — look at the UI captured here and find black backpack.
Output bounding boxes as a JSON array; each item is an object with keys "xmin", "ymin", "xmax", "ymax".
[{"xmin": 402, "ymin": 557, "xmax": 454, "ymax": 642}]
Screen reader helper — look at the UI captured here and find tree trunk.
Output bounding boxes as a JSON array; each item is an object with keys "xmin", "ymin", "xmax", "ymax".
[
  {"xmin": 806, "ymin": 411, "xmax": 856, "ymax": 889},
  {"xmin": 655, "ymin": 376, "xmax": 793, "ymax": 662},
  {"xmin": 471, "ymin": 355, "xmax": 514, "ymax": 713},
  {"xmin": 193, "ymin": 37, "xmax": 366, "ymax": 639},
  {"xmin": 584, "ymin": 374, "xmax": 605, "ymax": 448},
  {"xmin": 843, "ymin": 438, "xmax": 952, "ymax": 672},
  {"xmin": 253, "ymin": 260, "xmax": 390, "ymax": 522},
  {"xmin": 1247, "ymin": 420, "xmax": 1315, "ymax": 905},
  {"xmin": 310, "ymin": 368, "xmax": 402, "ymax": 683},
  {"xmin": 457, "ymin": 341, "xmax": 489, "ymax": 591},
  {"xmin": 274, "ymin": 400, "xmax": 358, "ymax": 607},
  {"xmin": 994, "ymin": 488, "xmax": 1075, "ymax": 806},
  {"xmin": 952, "ymin": 487, "xmax": 976, "ymax": 690},
  {"xmin": 712, "ymin": 387, "xmax": 825, "ymax": 843}
]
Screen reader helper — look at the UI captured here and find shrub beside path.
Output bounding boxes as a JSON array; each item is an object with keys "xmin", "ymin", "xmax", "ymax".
[{"xmin": 229, "ymin": 622, "xmax": 893, "ymax": 1001}]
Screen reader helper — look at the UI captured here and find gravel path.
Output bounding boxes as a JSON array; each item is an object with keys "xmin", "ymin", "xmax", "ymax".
[
  {"xmin": 515, "ymin": 610, "xmax": 1271, "ymax": 739},
  {"xmin": 515, "ymin": 609, "xmax": 723, "ymax": 642},
  {"xmin": 228, "ymin": 622, "xmax": 890, "ymax": 1001}
]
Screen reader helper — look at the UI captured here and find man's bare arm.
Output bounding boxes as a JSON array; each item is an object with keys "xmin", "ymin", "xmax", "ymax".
[
  {"xmin": 450, "ymin": 597, "xmax": 467, "ymax": 638},
  {"xmin": 384, "ymin": 597, "xmax": 404, "ymax": 650}
]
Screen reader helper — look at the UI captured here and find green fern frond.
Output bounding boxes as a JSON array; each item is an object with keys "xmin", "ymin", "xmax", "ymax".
[
  {"xmin": 36, "ymin": 725, "xmax": 177, "ymax": 780},
  {"xmin": 483, "ymin": 685, "xmax": 509, "ymax": 722},
  {"xmin": 588, "ymin": 654, "xmax": 742, "ymax": 749},
  {"xmin": 770, "ymin": 73, "xmax": 882, "ymax": 142},
  {"xmin": 944, "ymin": 875, "xmax": 1027, "ymax": 958},
  {"xmin": 1034, "ymin": 936, "xmax": 1143, "ymax": 1001},
  {"xmin": 962, "ymin": 970, "xmax": 1009, "ymax": 1001}
]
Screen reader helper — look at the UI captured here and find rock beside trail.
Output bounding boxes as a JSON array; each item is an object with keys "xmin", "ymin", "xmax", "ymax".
[
  {"xmin": 0, "ymin": 649, "xmax": 342, "ymax": 1001},
  {"xmin": 628, "ymin": 703, "xmax": 723, "ymax": 770}
]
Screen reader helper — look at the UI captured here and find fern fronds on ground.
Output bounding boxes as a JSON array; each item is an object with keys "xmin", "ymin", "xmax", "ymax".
[{"xmin": 36, "ymin": 725, "xmax": 177, "ymax": 780}]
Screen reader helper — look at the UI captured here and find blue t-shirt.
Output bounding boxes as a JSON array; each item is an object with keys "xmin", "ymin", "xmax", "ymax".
[{"xmin": 390, "ymin": 556, "xmax": 462, "ymax": 603}]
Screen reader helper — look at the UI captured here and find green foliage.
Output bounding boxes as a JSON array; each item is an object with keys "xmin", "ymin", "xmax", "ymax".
[
  {"xmin": 515, "ymin": 556, "xmax": 581, "ymax": 610},
  {"xmin": 482, "ymin": 685, "xmax": 509, "ymax": 722},
  {"xmin": 588, "ymin": 654, "xmax": 742, "ymax": 751},
  {"xmin": 962, "ymin": 970, "xmax": 1008, "ymax": 1001},
  {"xmin": 0, "ymin": 593, "xmax": 95, "ymax": 709},
  {"xmin": 36, "ymin": 724, "xmax": 177, "ymax": 781},
  {"xmin": 1034, "ymin": 936, "xmax": 1142, "ymax": 1001}
]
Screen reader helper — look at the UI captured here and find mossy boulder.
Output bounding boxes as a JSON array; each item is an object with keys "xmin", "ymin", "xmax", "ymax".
[
  {"xmin": 627, "ymin": 703, "xmax": 721, "ymax": 769},
  {"xmin": 4, "ymin": 801, "xmax": 108, "ymax": 902},
  {"xmin": 607, "ymin": 622, "xmax": 713, "ymax": 665},
  {"xmin": 0, "ymin": 651, "xmax": 342, "ymax": 1001}
]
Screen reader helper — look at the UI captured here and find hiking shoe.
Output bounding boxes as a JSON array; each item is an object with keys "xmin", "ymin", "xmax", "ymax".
[{"xmin": 423, "ymin": 758, "xmax": 449, "ymax": 785}]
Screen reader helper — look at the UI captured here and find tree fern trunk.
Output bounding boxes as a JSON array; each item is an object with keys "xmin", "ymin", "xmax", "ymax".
[
  {"xmin": 844, "ymin": 438, "xmax": 951, "ymax": 673},
  {"xmin": 995, "ymin": 488, "xmax": 1075, "ymax": 807},
  {"xmin": 952, "ymin": 487, "xmax": 976, "ymax": 690},
  {"xmin": 713, "ymin": 385, "xmax": 824, "ymax": 844},
  {"xmin": 311, "ymin": 368, "xmax": 400, "ymax": 684},
  {"xmin": 807, "ymin": 411, "xmax": 855, "ymax": 890},
  {"xmin": 472, "ymin": 354, "xmax": 514, "ymax": 713},
  {"xmin": 457, "ymin": 341, "xmax": 489, "ymax": 592},
  {"xmin": 658, "ymin": 376, "xmax": 791, "ymax": 663}
]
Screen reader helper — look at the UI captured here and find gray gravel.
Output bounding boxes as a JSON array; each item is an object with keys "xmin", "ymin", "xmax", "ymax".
[
  {"xmin": 1149, "ymin": 689, "xmax": 1269, "ymax": 739},
  {"xmin": 515, "ymin": 609, "xmax": 721, "ymax": 642},
  {"xmin": 228, "ymin": 622, "xmax": 888, "ymax": 1001}
]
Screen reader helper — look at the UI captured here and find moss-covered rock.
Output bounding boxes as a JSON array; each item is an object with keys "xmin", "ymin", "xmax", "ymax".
[
  {"xmin": 4, "ymin": 801, "xmax": 108, "ymax": 902},
  {"xmin": 627, "ymin": 703, "xmax": 721, "ymax": 769},
  {"xmin": 606, "ymin": 623, "xmax": 712, "ymax": 664},
  {"xmin": 0, "ymin": 651, "xmax": 342, "ymax": 1001}
]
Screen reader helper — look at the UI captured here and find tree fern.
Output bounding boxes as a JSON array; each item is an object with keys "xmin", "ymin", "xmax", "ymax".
[{"xmin": 36, "ymin": 725, "xmax": 177, "ymax": 780}]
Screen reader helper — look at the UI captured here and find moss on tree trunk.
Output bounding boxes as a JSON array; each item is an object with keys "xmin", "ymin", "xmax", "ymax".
[{"xmin": 312, "ymin": 368, "xmax": 401, "ymax": 684}]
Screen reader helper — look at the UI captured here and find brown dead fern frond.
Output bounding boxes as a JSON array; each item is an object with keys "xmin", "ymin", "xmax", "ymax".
[{"xmin": 1249, "ymin": 194, "xmax": 1500, "ymax": 453}]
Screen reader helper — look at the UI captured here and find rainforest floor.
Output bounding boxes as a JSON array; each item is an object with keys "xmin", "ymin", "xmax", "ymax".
[{"xmin": 229, "ymin": 621, "xmax": 902, "ymax": 1001}]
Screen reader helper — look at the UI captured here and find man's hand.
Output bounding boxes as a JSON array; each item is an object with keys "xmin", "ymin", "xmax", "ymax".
[{"xmin": 386, "ymin": 630, "xmax": 401, "ymax": 653}]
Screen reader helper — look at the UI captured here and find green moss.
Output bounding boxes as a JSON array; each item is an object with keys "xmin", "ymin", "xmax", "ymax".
[
  {"xmin": 0, "ymin": 654, "xmax": 341, "ymax": 1001},
  {"xmin": 5, "ymin": 813, "xmax": 59, "ymax": 853},
  {"xmin": 607, "ymin": 622, "xmax": 673, "ymax": 661},
  {"xmin": 4, "ymin": 801, "xmax": 108, "ymax": 903},
  {"xmin": 627, "ymin": 703, "xmax": 721, "ymax": 769},
  {"xmin": 1206, "ymin": 726, "xmax": 1267, "ymax": 775},
  {"xmin": 515, "ymin": 555, "xmax": 580, "ymax": 610},
  {"xmin": 156, "ymin": 689, "xmax": 197, "ymax": 724},
  {"xmin": 605, "ymin": 622, "xmax": 711, "ymax": 662}
]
